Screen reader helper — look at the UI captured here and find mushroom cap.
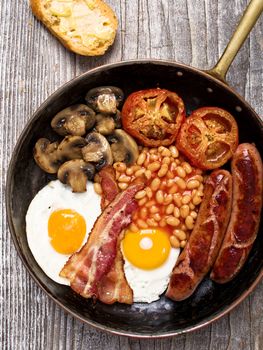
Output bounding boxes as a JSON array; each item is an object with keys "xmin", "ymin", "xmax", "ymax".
[
  {"xmin": 51, "ymin": 104, "xmax": 96, "ymax": 136},
  {"xmin": 57, "ymin": 159, "xmax": 96, "ymax": 193},
  {"xmin": 82, "ymin": 132, "xmax": 113, "ymax": 170},
  {"xmin": 85, "ymin": 86, "xmax": 124, "ymax": 114},
  {"xmin": 33, "ymin": 138, "xmax": 61, "ymax": 173},
  {"xmin": 108, "ymin": 129, "xmax": 139, "ymax": 164},
  {"xmin": 58, "ymin": 135, "xmax": 87, "ymax": 160},
  {"xmin": 95, "ymin": 114, "xmax": 115, "ymax": 135}
]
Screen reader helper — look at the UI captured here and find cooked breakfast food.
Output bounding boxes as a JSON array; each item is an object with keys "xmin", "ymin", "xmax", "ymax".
[
  {"xmin": 211, "ymin": 143, "xmax": 263, "ymax": 283},
  {"xmin": 166, "ymin": 170, "xmax": 233, "ymax": 301},
  {"xmin": 28, "ymin": 86, "xmax": 262, "ymax": 305},
  {"xmin": 30, "ymin": 0, "xmax": 118, "ymax": 56}
]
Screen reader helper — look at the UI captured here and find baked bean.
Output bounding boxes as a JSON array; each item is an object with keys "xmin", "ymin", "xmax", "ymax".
[
  {"xmin": 169, "ymin": 185, "xmax": 178, "ymax": 194},
  {"xmin": 173, "ymin": 207, "xmax": 180, "ymax": 218},
  {"xmin": 118, "ymin": 174, "xmax": 131, "ymax": 183},
  {"xmin": 156, "ymin": 190, "xmax": 164, "ymax": 204},
  {"xmin": 173, "ymin": 229, "xmax": 187, "ymax": 241},
  {"xmin": 185, "ymin": 215, "xmax": 194, "ymax": 230},
  {"xmin": 182, "ymin": 195, "xmax": 191, "ymax": 204},
  {"xmin": 138, "ymin": 197, "xmax": 147, "ymax": 206},
  {"xmin": 162, "ymin": 148, "xmax": 171, "ymax": 157},
  {"xmin": 162, "ymin": 156, "xmax": 171, "ymax": 165},
  {"xmin": 192, "ymin": 195, "xmax": 202, "ymax": 205},
  {"xmin": 170, "ymin": 235, "xmax": 180, "ymax": 248},
  {"xmin": 158, "ymin": 146, "xmax": 165, "ymax": 153},
  {"xmin": 187, "ymin": 179, "xmax": 200, "ymax": 189},
  {"xmin": 190, "ymin": 211, "xmax": 198, "ymax": 218},
  {"xmin": 135, "ymin": 169, "xmax": 145, "ymax": 177},
  {"xmin": 167, "ymin": 170, "xmax": 174, "ymax": 179},
  {"xmin": 126, "ymin": 167, "xmax": 134, "ymax": 176},
  {"xmin": 94, "ymin": 182, "xmax": 102, "ymax": 195},
  {"xmin": 140, "ymin": 207, "xmax": 148, "ymax": 219},
  {"xmin": 146, "ymin": 218, "xmax": 158, "ymax": 227},
  {"xmin": 145, "ymin": 187, "xmax": 153, "ymax": 199},
  {"xmin": 132, "ymin": 165, "xmax": 141, "ymax": 172},
  {"xmin": 137, "ymin": 152, "xmax": 146, "ymax": 165},
  {"xmin": 164, "ymin": 193, "xmax": 173, "ymax": 205},
  {"xmin": 180, "ymin": 204, "xmax": 190, "ymax": 218},
  {"xmin": 135, "ymin": 190, "xmax": 146, "ymax": 199},
  {"xmin": 169, "ymin": 145, "xmax": 179, "ymax": 158},
  {"xmin": 189, "ymin": 203, "xmax": 195, "ymax": 210},
  {"xmin": 148, "ymin": 161, "xmax": 161, "ymax": 172},
  {"xmin": 175, "ymin": 177, "xmax": 186, "ymax": 190},
  {"xmin": 166, "ymin": 216, "xmax": 180, "ymax": 227},
  {"xmin": 149, "ymin": 148, "xmax": 157, "ymax": 154},
  {"xmin": 150, "ymin": 154, "xmax": 159, "ymax": 161},
  {"xmin": 159, "ymin": 217, "xmax": 167, "ymax": 227},
  {"xmin": 118, "ymin": 182, "xmax": 128, "ymax": 190},
  {"xmin": 176, "ymin": 166, "xmax": 186, "ymax": 178},
  {"xmin": 166, "ymin": 203, "xmax": 175, "ymax": 215},
  {"xmin": 137, "ymin": 219, "xmax": 148, "ymax": 229},
  {"xmin": 190, "ymin": 174, "xmax": 204, "ymax": 182},
  {"xmin": 150, "ymin": 178, "xmax": 161, "ymax": 191},
  {"xmin": 145, "ymin": 169, "xmax": 152, "ymax": 179},
  {"xmin": 149, "ymin": 205, "xmax": 159, "ymax": 214},
  {"xmin": 113, "ymin": 162, "xmax": 126, "ymax": 172},
  {"xmin": 158, "ymin": 164, "xmax": 168, "ymax": 177},
  {"xmin": 181, "ymin": 161, "xmax": 192, "ymax": 174},
  {"xmin": 173, "ymin": 193, "xmax": 182, "ymax": 207},
  {"xmin": 129, "ymin": 223, "xmax": 139, "ymax": 233},
  {"xmin": 145, "ymin": 200, "xmax": 156, "ymax": 208},
  {"xmin": 180, "ymin": 240, "xmax": 186, "ymax": 248},
  {"xmin": 153, "ymin": 213, "xmax": 161, "ymax": 222}
]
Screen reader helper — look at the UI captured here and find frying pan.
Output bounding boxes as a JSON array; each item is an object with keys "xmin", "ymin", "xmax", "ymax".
[{"xmin": 6, "ymin": 0, "xmax": 263, "ymax": 338}]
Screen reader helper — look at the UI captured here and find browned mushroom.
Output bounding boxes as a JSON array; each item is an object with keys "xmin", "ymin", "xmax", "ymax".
[
  {"xmin": 85, "ymin": 86, "xmax": 124, "ymax": 114},
  {"xmin": 95, "ymin": 114, "xmax": 115, "ymax": 135},
  {"xmin": 57, "ymin": 159, "xmax": 96, "ymax": 192},
  {"xmin": 82, "ymin": 132, "xmax": 113, "ymax": 170},
  {"xmin": 107, "ymin": 129, "xmax": 139, "ymax": 164},
  {"xmin": 33, "ymin": 136, "xmax": 87, "ymax": 174},
  {"xmin": 51, "ymin": 104, "xmax": 96, "ymax": 136}
]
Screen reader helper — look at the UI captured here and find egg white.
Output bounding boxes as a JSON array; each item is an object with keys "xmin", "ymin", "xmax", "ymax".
[
  {"xmin": 122, "ymin": 246, "xmax": 180, "ymax": 303},
  {"xmin": 26, "ymin": 180, "xmax": 101, "ymax": 285}
]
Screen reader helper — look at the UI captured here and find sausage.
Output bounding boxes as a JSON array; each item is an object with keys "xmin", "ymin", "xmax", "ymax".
[
  {"xmin": 166, "ymin": 169, "xmax": 232, "ymax": 301},
  {"xmin": 210, "ymin": 143, "xmax": 263, "ymax": 283}
]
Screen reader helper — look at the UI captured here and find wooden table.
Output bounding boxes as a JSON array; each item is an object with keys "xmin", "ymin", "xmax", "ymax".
[{"xmin": 1, "ymin": 0, "xmax": 262, "ymax": 349}]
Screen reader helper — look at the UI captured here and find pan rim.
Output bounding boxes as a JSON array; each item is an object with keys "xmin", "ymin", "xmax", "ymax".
[{"xmin": 6, "ymin": 58, "xmax": 263, "ymax": 338}]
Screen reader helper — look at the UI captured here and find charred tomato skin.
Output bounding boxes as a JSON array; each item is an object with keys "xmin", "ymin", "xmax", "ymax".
[
  {"xmin": 176, "ymin": 107, "xmax": 239, "ymax": 170},
  {"xmin": 121, "ymin": 88, "xmax": 186, "ymax": 147}
]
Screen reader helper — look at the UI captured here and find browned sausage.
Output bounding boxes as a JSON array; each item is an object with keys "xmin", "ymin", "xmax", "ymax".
[
  {"xmin": 166, "ymin": 169, "xmax": 232, "ymax": 301},
  {"xmin": 210, "ymin": 143, "xmax": 263, "ymax": 283}
]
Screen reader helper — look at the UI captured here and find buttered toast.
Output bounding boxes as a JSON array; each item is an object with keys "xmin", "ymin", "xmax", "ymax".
[{"xmin": 30, "ymin": 0, "xmax": 118, "ymax": 56}]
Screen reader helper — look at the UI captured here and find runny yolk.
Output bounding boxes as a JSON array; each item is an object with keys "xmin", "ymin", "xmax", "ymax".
[
  {"xmin": 48, "ymin": 209, "xmax": 86, "ymax": 255},
  {"xmin": 122, "ymin": 228, "xmax": 171, "ymax": 269}
]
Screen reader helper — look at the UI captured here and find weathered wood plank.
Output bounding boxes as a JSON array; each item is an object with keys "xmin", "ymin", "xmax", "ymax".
[{"xmin": 0, "ymin": 0, "xmax": 262, "ymax": 349}]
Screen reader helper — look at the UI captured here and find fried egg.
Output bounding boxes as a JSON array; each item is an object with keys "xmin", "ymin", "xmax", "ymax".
[
  {"xmin": 122, "ymin": 228, "xmax": 180, "ymax": 303},
  {"xmin": 26, "ymin": 180, "xmax": 101, "ymax": 285}
]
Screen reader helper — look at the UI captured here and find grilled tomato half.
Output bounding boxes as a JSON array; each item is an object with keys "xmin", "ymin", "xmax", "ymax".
[
  {"xmin": 176, "ymin": 107, "xmax": 239, "ymax": 170},
  {"xmin": 122, "ymin": 88, "xmax": 185, "ymax": 147}
]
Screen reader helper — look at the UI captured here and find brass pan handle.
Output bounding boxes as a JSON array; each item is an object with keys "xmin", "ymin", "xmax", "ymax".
[{"xmin": 206, "ymin": 0, "xmax": 263, "ymax": 82}]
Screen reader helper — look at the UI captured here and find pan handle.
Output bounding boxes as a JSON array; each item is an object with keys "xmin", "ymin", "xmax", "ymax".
[{"xmin": 206, "ymin": 0, "xmax": 263, "ymax": 82}]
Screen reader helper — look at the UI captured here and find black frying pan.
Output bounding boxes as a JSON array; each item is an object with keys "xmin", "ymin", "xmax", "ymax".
[{"xmin": 6, "ymin": 0, "xmax": 263, "ymax": 338}]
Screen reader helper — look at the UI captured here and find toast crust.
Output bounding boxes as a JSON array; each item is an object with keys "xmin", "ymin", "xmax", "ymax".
[{"xmin": 30, "ymin": 0, "xmax": 118, "ymax": 56}]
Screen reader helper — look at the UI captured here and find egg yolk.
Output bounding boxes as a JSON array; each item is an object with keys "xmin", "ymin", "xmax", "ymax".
[
  {"xmin": 122, "ymin": 228, "xmax": 171, "ymax": 269},
  {"xmin": 48, "ymin": 209, "xmax": 86, "ymax": 255}
]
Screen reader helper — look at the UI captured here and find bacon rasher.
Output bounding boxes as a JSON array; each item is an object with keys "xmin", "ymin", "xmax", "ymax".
[
  {"xmin": 96, "ymin": 166, "xmax": 120, "ymax": 210},
  {"xmin": 60, "ymin": 181, "xmax": 144, "ymax": 300}
]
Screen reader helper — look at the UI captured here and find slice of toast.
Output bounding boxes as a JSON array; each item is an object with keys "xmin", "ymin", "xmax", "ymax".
[{"xmin": 30, "ymin": 0, "xmax": 118, "ymax": 56}]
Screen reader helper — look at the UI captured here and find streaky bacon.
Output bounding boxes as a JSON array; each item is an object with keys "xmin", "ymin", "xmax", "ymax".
[
  {"xmin": 96, "ymin": 166, "xmax": 120, "ymax": 209},
  {"xmin": 60, "ymin": 180, "xmax": 145, "ymax": 299}
]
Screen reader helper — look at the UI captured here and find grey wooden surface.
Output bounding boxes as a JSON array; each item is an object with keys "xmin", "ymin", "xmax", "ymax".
[{"xmin": 1, "ymin": 0, "xmax": 262, "ymax": 349}]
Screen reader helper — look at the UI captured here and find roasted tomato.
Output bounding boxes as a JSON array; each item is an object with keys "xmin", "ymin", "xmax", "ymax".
[
  {"xmin": 122, "ymin": 89, "xmax": 185, "ymax": 147},
  {"xmin": 177, "ymin": 107, "xmax": 239, "ymax": 170}
]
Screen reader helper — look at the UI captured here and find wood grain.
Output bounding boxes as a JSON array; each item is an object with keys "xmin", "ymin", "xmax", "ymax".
[{"xmin": 1, "ymin": 0, "xmax": 262, "ymax": 349}]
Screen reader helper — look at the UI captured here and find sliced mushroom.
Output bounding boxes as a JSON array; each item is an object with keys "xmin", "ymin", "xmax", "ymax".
[
  {"xmin": 58, "ymin": 159, "xmax": 95, "ymax": 192},
  {"xmin": 58, "ymin": 135, "xmax": 87, "ymax": 160},
  {"xmin": 107, "ymin": 129, "xmax": 139, "ymax": 164},
  {"xmin": 51, "ymin": 104, "xmax": 96, "ymax": 136},
  {"xmin": 95, "ymin": 114, "xmax": 115, "ymax": 135},
  {"xmin": 33, "ymin": 136, "xmax": 87, "ymax": 174},
  {"xmin": 85, "ymin": 86, "xmax": 124, "ymax": 114},
  {"xmin": 82, "ymin": 132, "xmax": 113, "ymax": 170},
  {"xmin": 33, "ymin": 138, "xmax": 61, "ymax": 173}
]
